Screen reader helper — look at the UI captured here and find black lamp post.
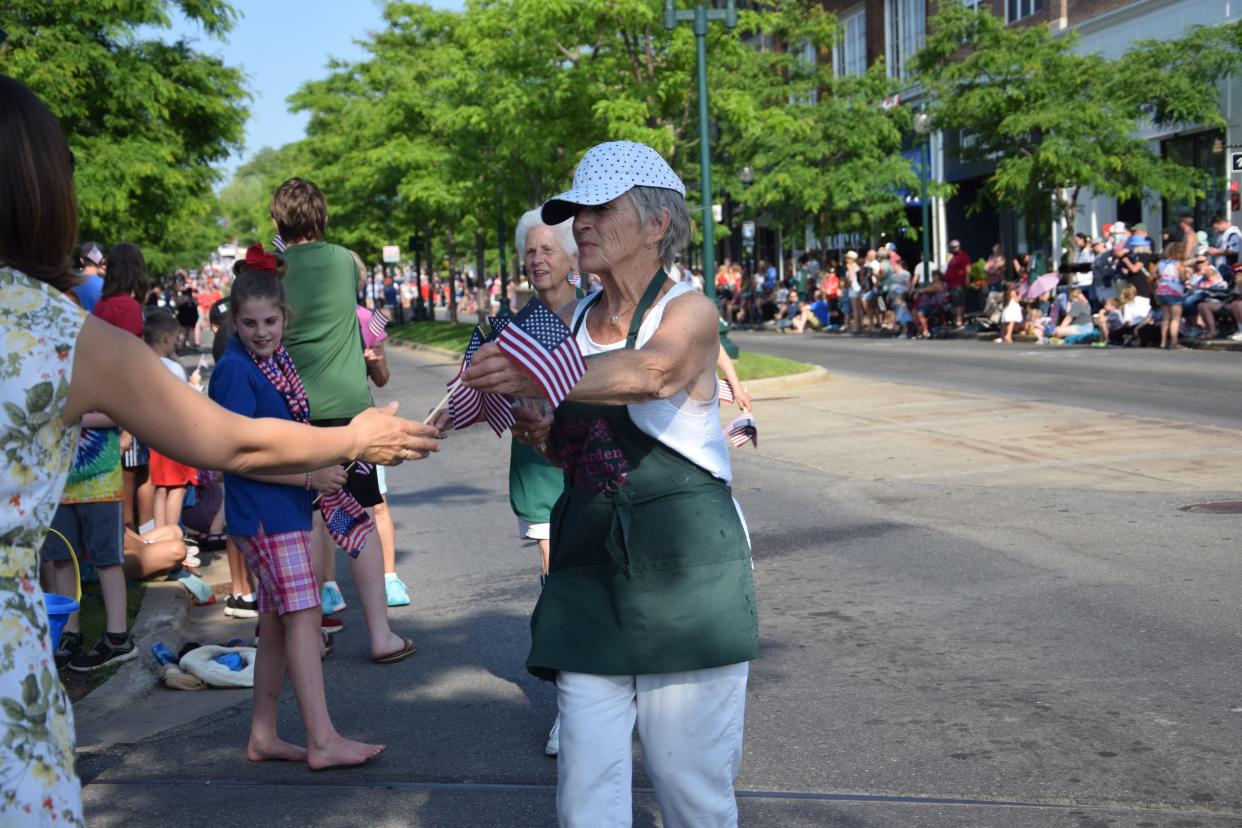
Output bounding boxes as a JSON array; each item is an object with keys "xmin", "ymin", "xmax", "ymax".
[{"xmin": 913, "ymin": 110, "xmax": 933, "ymax": 284}]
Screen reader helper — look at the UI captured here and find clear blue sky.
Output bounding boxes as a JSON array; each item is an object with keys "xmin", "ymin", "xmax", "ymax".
[{"xmin": 154, "ymin": 0, "xmax": 463, "ymax": 185}]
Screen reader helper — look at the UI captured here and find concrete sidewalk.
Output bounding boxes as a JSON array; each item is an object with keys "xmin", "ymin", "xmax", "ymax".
[{"xmin": 74, "ymin": 547, "xmax": 251, "ymax": 750}]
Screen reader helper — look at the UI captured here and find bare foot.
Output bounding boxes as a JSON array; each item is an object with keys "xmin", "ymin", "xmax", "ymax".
[
  {"xmin": 308, "ymin": 735, "xmax": 386, "ymax": 770},
  {"xmin": 247, "ymin": 736, "xmax": 308, "ymax": 763}
]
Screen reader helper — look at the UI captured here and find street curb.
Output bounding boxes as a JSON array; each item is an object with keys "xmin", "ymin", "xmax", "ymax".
[
  {"xmin": 71, "ymin": 580, "xmax": 189, "ymax": 722},
  {"xmin": 746, "ymin": 365, "xmax": 830, "ymax": 395}
]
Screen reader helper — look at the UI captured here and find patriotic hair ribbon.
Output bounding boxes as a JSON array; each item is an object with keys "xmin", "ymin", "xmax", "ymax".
[
  {"xmin": 726, "ymin": 413, "xmax": 758, "ymax": 449},
  {"xmin": 272, "ymin": 233, "xmax": 287, "ymax": 253},
  {"xmin": 86, "ymin": 245, "xmax": 104, "ymax": 265},
  {"xmin": 494, "ymin": 298, "xmax": 585, "ymax": 409},
  {"xmin": 245, "ymin": 243, "xmax": 278, "ymax": 273}
]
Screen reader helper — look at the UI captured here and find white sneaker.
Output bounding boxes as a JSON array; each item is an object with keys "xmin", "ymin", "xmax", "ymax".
[
  {"xmin": 1230, "ymin": 332, "xmax": 1242, "ymax": 342},
  {"xmin": 544, "ymin": 714, "xmax": 560, "ymax": 757}
]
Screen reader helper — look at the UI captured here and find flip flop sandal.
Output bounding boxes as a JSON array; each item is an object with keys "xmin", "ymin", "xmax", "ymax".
[{"xmin": 373, "ymin": 637, "xmax": 416, "ymax": 665}]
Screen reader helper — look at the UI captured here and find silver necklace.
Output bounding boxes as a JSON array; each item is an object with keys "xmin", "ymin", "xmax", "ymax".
[{"xmin": 608, "ymin": 300, "xmax": 637, "ymax": 325}]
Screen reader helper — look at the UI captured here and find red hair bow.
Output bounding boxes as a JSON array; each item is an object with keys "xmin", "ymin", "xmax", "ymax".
[{"xmin": 245, "ymin": 243, "xmax": 277, "ymax": 272}]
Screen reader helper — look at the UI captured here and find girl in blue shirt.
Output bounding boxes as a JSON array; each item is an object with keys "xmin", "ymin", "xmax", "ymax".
[{"xmin": 209, "ymin": 245, "xmax": 382, "ymax": 769}]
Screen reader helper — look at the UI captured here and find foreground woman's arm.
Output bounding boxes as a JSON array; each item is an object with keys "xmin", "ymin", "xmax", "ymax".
[{"xmin": 64, "ymin": 316, "xmax": 441, "ymax": 475}]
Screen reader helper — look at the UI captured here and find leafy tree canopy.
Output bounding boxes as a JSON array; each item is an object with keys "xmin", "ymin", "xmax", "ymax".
[
  {"xmin": 2, "ymin": 0, "xmax": 248, "ymax": 273},
  {"xmin": 916, "ymin": 2, "xmax": 1242, "ymax": 253},
  {"xmin": 228, "ymin": 0, "xmax": 918, "ymax": 272}
]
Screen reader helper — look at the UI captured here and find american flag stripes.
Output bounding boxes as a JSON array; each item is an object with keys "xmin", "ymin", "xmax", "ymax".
[
  {"xmin": 482, "ymin": 392, "xmax": 517, "ymax": 437},
  {"xmin": 367, "ymin": 307, "xmax": 389, "ymax": 340},
  {"xmin": 272, "ymin": 234, "xmax": 286, "ymax": 253},
  {"xmin": 495, "ymin": 298, "xmax": 585, "ymax": 409},
  {"xmin": 319, "ymin": 488, "xmax": 374, "ymax": 558},
  {"xmin": 446, "ymin": 326, "xmax": 515, "ymax": 436},
  {"xmin": 726, "ymin": 414, "xmax": 758, "ymax": 449},
  {"xmin": 718, "ymin": 377, "xmax": 734, "ymax": 404}
]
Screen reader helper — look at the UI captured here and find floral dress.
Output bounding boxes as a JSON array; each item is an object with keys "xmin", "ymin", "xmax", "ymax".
[{"xmin": 0, "ymin": 269, "xmax": 86, "ymax": 826}]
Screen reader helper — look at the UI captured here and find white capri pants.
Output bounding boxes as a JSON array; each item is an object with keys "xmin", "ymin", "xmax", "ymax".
[{"xmin": 556, "ymin": 661, "xmax": 749, "ymax": 828}]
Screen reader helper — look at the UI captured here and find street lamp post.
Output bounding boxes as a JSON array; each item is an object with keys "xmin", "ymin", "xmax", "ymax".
[
  {"xmin": 664, "ymin": 0, "xmax": 738, "ymax": 356},
  {"xmin": 663, "ymin": 0, "xmax": 736, "ymax": 304},
  {"xmin": 495, "ymin": 179, "xmax": 512, "ymax": 318},
  {"xmin": 913, "ymin": 110, "xmax": 933, "ymax": 282},
  {"xmin": 739, "ymin": 164, "xmax": 754, "ymax": 282}
]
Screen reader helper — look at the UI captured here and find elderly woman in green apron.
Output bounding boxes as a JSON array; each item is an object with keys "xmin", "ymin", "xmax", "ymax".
[
  {"xmin": 509, "ymin": 208, "xmax": 582, "ymax": 757},
  {"xmin": 466, "ymin": 141, "xmax": 758, "ymax": 828}
]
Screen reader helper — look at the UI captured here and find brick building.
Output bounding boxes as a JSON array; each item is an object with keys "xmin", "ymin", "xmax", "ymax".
[{"xmin": 813, "ymin": 0, "xmax": 1240, "ymax": 269}]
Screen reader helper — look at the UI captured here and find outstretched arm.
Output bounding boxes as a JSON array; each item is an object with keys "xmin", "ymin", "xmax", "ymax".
[{"xmin": 64, "ymin": 316, "xmax": 442, "ymax": 475}]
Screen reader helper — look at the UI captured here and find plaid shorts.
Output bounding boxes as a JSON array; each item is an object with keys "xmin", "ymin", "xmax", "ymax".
[{"xmin": 232, "ymin": 528, "xmax": 320, "ymax": 616}]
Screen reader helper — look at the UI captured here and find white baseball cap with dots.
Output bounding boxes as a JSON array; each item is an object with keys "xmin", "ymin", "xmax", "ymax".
[{"xmin": 541, "ymin": 141, "xmax": 686, "ymax": 225}]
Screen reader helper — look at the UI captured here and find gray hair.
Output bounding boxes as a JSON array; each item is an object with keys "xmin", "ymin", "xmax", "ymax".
[
  {"xmin": 515, "ymin": 208, "xmax": 577, "ymax": 262},
  {"xmin": 626, "ymin": 186, "xmax": 690, "ymax": 270}
]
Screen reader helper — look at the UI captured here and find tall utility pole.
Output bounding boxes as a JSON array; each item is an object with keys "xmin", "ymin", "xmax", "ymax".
[
  {"xmin": 663, "ymin": 0, "xmax": 736, "ymax": 304},
  {"xmin": 913, "ymin": 109, "xmax": 933, "ymax": 282}
]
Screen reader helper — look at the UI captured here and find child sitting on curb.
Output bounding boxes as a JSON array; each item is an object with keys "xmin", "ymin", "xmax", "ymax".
[{"xmin": 208, "ymin": 245, "xmax": 381, "ymax": 769}]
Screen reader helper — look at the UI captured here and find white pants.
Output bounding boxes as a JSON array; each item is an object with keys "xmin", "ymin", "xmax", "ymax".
[{"xmin": 556, "ymin": 662, "xmax": 749, "ymax": 828}]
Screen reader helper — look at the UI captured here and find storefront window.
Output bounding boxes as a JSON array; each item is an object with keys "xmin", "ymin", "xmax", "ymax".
[{"xmin": 1162, "ymin": 129, "xmax": 1227, "ymax": 236}]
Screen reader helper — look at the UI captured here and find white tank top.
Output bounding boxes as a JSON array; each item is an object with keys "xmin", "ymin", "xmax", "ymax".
[{"xmin": 571, "ymin": 281, "xmax": 733, "ymax": 483}]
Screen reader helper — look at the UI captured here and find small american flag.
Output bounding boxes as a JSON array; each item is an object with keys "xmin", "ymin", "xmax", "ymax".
[
  {"xmin": 368, "ymin": 307, "xmax": 389, "ymax": 340},
  {"xmin": 487, "ymin": 315, "xmax": 510, "ymax": 336},
  {"xmin": 495, "ymin": 298, "xmax": 585, "ymax": 409},
  {"xmin": 272, "ymin": 234, "xmax": 286, "ymax": 253},
  {"xmin": 86, "ymin": 244, "xmax": 103, "ymax": 265},
  {"xmin": 726, "ymin": 414, "xmax": 758, "ymax": 449},
  {"xmin": 718, "ymin": 377, "xmax": 734, "ymax": 404},
  {"xmin": 568, "ymin": 271, "xmax": 581, "ymax": 288},
  {"xmin": 482, "ymin": 392, "xmax": 517, "ymax": 437},
  {"xmin": 319, "ymin": 488, "xmax": 374, "ymax": 558},
  {"xmin": 447, "ymin": 327, "xmax": 514, "ymax": 436}
]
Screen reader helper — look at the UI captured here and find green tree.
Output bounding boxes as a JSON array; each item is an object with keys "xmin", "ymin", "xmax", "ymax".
[
  {"xmin": 713, "ymin": 5, "xmax": 917, "ymax": 245},
  {"xmin": 915, "ymin": 2, "xmax": 1242, "ymax": 258},
  {"xmin": 1, "ymin": 1, "xmax": 248, "ymax": 272},
  {"xmin": 222, "ymin": 0, "xmax": 917, "ymax": 284}
]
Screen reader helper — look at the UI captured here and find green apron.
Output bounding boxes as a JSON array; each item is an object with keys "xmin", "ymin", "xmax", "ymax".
[{"xmin": 527, "ymin": 271, "xmax": 758, "ymax": 681}]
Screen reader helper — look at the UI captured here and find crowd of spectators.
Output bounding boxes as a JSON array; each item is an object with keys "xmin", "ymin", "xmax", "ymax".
[{"xmin": 703, "ymin": 213, "xmax": 1242, "ymax": 348}]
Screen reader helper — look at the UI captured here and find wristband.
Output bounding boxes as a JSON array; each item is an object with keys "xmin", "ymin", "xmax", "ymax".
[{"xmin": 305, "ymin": 472, "xmax": 312, "ymax": 491}]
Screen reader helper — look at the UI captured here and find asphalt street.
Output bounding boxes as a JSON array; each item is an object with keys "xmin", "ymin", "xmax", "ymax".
[
  {"xmin": 728, "ymin": 331, "xmax": 1242, "ymax": 430},
  {"xmin": 79, "ymin": 342, "xmax": 1242, "ymax": 827}
]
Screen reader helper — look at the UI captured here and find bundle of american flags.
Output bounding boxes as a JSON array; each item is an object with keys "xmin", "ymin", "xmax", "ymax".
[
  {"xmin": 447, "ymin": 327, "xmax": 516, "ymax": 437},
  {"xmin": 446, "ymin": 300, "xmax": 585, "ymax": 435},
  {"xmin": 494, "ymin": 298, "xmax": 585, "ymax": 409},
  {"xmin": 726, "ymin": 413, "xmax": 758, "ymax": 449}
]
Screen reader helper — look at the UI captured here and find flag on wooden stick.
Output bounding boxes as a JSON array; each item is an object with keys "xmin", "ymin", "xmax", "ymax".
[
  {"xmin": 495, "ymin": 298, "xmax": 585, "ymax": 409},
  {"xmin": 726, "ymin": 413, "xmax": 757, "ymax": 449}
]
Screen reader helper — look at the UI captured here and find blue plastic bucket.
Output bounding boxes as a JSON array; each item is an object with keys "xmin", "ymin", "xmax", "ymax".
[{"xmin": 44, "ymin": 593, "xmax": 79, "ymax": 651}]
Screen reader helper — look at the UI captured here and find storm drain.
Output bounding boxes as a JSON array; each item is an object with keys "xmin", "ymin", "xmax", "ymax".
[{"xmin": 1179, "ymin": 501, "xmax": 1242, "ymax": 514}]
